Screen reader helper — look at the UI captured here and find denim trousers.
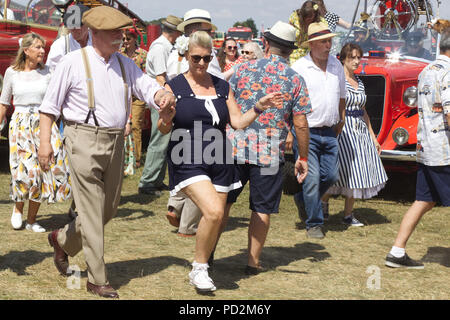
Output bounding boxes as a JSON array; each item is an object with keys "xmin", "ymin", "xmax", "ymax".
[{"xmin": 292, "ymin": 127, "xmax": 339, "ymax": 229}]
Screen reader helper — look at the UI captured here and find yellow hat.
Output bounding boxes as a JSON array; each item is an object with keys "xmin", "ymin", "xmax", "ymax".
[{"xmin": 82, "ymin": 5, "xmax": 133, "ymax": 31}]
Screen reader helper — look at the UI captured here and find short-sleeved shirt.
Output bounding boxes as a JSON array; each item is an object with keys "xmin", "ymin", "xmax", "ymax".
[
  {"xmin": 416, "ymin": 54, "xmax": 450, "ymax": 166},
  {"xmin": 291, "ymin": 53, "xmax": 346, "ymax": 128},
  {"xmin": 227, "ymin": 54, "xmax": 312, "ymax": 167},
  {"xmin": 146, "ymin": 34, "xmax": 173, "ymax": 79}
]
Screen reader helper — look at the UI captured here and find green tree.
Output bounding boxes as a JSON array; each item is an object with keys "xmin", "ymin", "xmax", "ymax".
[{"xmin": 233, "ymin": 18, "xmax": 258, "ymax": 37}]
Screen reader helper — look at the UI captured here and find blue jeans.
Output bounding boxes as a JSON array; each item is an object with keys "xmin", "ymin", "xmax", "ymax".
[{"xmin": 292, "ymin": 127, "xmax": 339, "ymax": 229}]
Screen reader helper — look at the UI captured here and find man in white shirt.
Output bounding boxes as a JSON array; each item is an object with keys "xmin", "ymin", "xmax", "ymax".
[
  {"xmin": 291, "ymin": 22, "xmax": 346, "ymax": 239},
  {"xmin": 46, "ymin": 3, "xmax": 91, "ymax": 72},
  {"xmin": 386, "ymin": 30, "xmax": 450, "ymax": 269},
  {"xmin": 38, "ymin": 6, "xmax": 175, "ymax": 299}
]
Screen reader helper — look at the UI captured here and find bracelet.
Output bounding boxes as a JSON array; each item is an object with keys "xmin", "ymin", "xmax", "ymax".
[
  {"xmin": 161, "ymin": 120, "xmax": 171, "ymax": 127},
  {"xmin": 299, "ymin": 157, "xmax": 308, "ymax": 162},
  {"xmin": 253, "ymin": 104, "xmax": 263, "ymax": 115}
]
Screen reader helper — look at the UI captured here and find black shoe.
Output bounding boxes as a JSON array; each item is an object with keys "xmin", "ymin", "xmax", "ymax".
[
  {"xmin": 294, "ymin": 197, "xmax": 308, "ymax": 222},
  {"xmin": 138, "ymin": 187, "xmax": 162, "ymax": 196},
  {"xmin": 306, "ymin": 226, "xmax": 325, "ymax": 239},
  {"xmin": 385, "ymin": 253, "xmax": 424, "ymax": 269},
  {"xmin": 245, "ymin": 265, "xmax": 266, "ymax": 275},
  {"xmin": 157, "ymin": 183, "xmax": 170, "ymax": 191}
]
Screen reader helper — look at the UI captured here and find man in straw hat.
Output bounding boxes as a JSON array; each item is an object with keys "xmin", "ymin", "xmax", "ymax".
[
  {"xmin": 215, "ymin": 21, "xmax": 311, "ymax": 275},
  {"xmin": 291, "ymin": 22, "xmax": 346, "ymax": 239},
  {"xmin": 38, "ymin": 5, "xmax": 176, "ymax": 298}
]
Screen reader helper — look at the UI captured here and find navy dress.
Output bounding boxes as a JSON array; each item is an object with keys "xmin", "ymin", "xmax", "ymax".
[{"xmin": 166, "ymin": 73, "xmax": 242, "ymax": 196}]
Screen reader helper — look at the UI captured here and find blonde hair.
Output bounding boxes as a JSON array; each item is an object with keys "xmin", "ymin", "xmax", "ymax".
[
  {"xmin": 243, "ymin": 42, "xmax": 264, "ymax": 59},
  {"xmin": 12, "ymin": 33, "xmax": 46, "ymax": 71},
  {"xmin": 188, "ymin": 31, "xmax": 213, "ymax": 52}
]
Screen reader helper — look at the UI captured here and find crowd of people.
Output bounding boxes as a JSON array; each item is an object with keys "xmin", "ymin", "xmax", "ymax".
[{"xmin": 0, "ymin": 1, "xmax": 448, "ymax": 298}]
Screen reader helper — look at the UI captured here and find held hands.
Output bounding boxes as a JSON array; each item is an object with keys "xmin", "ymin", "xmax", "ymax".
[
  {"xmin": 257, "ymin": 92, "xmax": 284, "ymax": 112},
  {"xmin": 156, "ymin": 90, "xmax": 176, "ymax": 111},
  {"xmin": 294, "ymin": 157, "xmax": 308, "ymax": 184},
  {"xmin": 38, "ymin": 142, "xmax": 54, "ymax": 172}
]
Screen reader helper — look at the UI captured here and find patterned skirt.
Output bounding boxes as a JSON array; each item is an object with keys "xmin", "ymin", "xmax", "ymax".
[
  {"xmin": 9, "ymin": 111, "xmax": 72, "ymax": 203},
  {"xmin": 123, "ymin": 133, "xmax": 135, "ymax": 176}
]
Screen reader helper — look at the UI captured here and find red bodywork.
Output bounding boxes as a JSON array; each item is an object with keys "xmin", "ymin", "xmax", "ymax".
[{"xmin": 355, "ymin": 54, "xmax": 429, "ymax": 172}]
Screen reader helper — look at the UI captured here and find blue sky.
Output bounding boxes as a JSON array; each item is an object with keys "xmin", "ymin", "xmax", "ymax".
[{"xmin": 123, "ymin": 0, "xmax": 449, "ymax": 33}]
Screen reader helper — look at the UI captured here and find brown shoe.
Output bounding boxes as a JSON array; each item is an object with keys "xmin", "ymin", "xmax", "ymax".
[
  {"xmin": 166, "ymin": 210, "xmax": 180, "ymax": 228},
  {"xmin": 177, "ymin": 232, "xmax": 195, "ymax": 238},
  {"xmin": 48, "ymin": 230, "xmax": 69, "ymax": 276},
  {"xmin": 87, "ymin": 282, "xmax": 119, "ymax": 299}
]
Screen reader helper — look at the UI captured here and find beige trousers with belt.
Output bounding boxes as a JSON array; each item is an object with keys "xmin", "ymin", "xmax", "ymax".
[{"xmin": 56, "ymin": 123, "xmax": 125, "ymax": 286}]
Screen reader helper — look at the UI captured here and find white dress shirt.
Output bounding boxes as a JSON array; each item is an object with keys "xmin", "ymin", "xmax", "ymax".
[
  {"xmin": 291, "ymin": 53, "xmax": 346, "ymax": 128},
  {"xmin": 146, "ymin": 34, "xmax": 173, "ymax": 79},
  {"xmin": 45, "ymin": 32, "xmax": 93, "ymax": 72},
  {"xmin": 166, "ymin": 49, "xmax": 223, "ymax": 80},
  {"xmin": 40, "ymin": 46, "xmax": 162, "ymax": 128}
]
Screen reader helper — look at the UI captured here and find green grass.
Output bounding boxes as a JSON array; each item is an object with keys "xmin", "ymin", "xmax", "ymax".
[{"xmin": 0, "ymin": 152, "xmax": 449, "ymax": 300}]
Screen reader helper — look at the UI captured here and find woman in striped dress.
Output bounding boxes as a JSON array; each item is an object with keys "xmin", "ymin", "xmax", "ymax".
[{"xmin": 322, "ymin": 43, "xmax": 388, "ymax": 227}]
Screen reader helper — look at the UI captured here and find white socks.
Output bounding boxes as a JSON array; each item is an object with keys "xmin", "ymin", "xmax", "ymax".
[
  {"xmin": 390, "ymin": 246, "xmax": 406, "ymax": 258},
  {"xmin": 192, "ymin": 261, "xmax": 209, "ymax": 269}
]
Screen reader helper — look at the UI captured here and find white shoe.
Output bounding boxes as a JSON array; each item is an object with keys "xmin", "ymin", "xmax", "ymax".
[
  {"xmin": 25, "ymin": 223, "xmax": 46, "ymax": 233},
  {"xmin": 189, "ymin": 263, "xmax": 216, "ymax": 292},
  {"xmin": 11, "ymin": 207, "xmax": 23, "ymax": 230}
]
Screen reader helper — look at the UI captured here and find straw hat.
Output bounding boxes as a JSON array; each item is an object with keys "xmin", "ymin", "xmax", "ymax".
[
  {"xmin": 263, "ymin": 21, "xmax": 297, "ymax": 49},
  {"xmin": 82, "ymin": 5, "xmax": 133, "ymax": 30},
  {"xmin": 176, "ymin": 9, "xmax": 217, "ymax": 32},
  {"xmin": 306, "ymin": 22, "xmax": 337, "ymax": 43},
  {"xmin": 161, "ymin": 15, "xmax": 183, "ymax": 31}
]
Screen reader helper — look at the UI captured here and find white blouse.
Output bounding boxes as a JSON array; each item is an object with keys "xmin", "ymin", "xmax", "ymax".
[{"xmin": 0, "ymin": 66, "xmax": 51, "ymax": 108}]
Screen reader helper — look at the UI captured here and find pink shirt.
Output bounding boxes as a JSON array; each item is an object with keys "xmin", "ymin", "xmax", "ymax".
[{"xmin": 40, "ymin": 45, "xmax": 162, "ymax": 128}]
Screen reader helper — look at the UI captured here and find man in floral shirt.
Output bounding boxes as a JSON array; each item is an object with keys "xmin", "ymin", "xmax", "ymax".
[{"xmin": 220, "ymin": 21, "xmax": 311, "ymax": 274}]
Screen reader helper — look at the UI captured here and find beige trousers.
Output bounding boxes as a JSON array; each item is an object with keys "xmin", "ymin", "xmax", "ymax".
[
  {"xmin": 57, "ymin": 123, "xmax": 125, "ymax": 286},
  {"xmin": 131, "ymin": 98, "xmax": 146, "ymax": 164},
  {"xmin": 168, "ymin": 195, "xmax": 202, "ymax": 235}
]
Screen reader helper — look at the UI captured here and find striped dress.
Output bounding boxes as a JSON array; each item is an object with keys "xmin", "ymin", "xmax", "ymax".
[{"xmin": 327, "ymin": 78, "xmax": 388, "ymax": 199}]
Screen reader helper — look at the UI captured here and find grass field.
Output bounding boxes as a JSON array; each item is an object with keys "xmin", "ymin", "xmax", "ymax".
[{"xmin": 0, "ymin": 149, "xmax": 449, "ymax": 300}]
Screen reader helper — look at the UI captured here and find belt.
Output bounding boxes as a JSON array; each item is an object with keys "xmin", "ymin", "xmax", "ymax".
[
  {"xmin": 346, "ymin": 110, "xmax": 364, "ymax": 117},
  {"xmin": 310, "ymin": 126, "xmax": 332, "ymax": 132},
  {"xmin": 13, "ymin": 105, "xmax": 40, "ymax": 114},
  {"xmin": 63, "ymin": 120, "xmax": 124, "ymax": 135}
]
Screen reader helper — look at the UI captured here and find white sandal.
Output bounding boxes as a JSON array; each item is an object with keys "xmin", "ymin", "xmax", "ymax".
[
  {"xmin": 11, "ymin": 207, "xmax": 23, "ymax": 230},
  {"xmin": 25, "ymin": 223, "xmax": 46, "ymax": 233}
]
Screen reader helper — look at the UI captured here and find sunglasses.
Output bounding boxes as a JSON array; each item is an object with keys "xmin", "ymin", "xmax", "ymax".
[
  {"xmin": 241, "ymin": 50, "xmax": 253, "ymax": 55},
  {"xmin": 227, "ymin": 46, "xmax": 237, "ymax": 50},
  {"xmin": 190, "ymin": 55, "xmax": 213, "ymax": 63}
]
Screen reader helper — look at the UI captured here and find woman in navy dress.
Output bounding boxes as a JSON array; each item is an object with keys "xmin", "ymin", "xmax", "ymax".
[
  {"xmin": 321, "ymin": 43, "xmax": 388, "ymax": 227},
  {"xmin": 158, "ymin": 31, "xmax": 283, "ymax": 292}
]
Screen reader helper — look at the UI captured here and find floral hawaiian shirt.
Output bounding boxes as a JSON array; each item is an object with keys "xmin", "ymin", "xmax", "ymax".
[{"xmin": 227, "ymin": 54, "xmax": 312, "ymax": 167}]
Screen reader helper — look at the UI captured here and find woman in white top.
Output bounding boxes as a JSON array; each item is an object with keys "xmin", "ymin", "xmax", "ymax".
[{"xmin": 0, "ymin": 33, "xmax": 71, "ymax": 232}]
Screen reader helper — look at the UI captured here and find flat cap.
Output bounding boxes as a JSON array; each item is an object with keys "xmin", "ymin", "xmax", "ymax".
[{"xmin": 82, "ymin": 5, "xmax": 133, "ymax": 31}]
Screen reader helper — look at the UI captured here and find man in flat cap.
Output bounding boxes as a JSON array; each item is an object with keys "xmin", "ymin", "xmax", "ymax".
[{"xmin": 38, "ymin": 5, "xmax": 176, "ymax": 299}]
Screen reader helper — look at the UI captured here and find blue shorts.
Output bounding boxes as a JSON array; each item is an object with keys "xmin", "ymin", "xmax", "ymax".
[
  {"xmin": 416, "ymin": 164, "xmax": 450, "ymax": 206},
  {"xmin": 227, "ymin": 163, "xmax": 284, "ymax": 214},
  {"xmin": 168, "ymin": 160, "xmax": 242, "ymax": 197}
]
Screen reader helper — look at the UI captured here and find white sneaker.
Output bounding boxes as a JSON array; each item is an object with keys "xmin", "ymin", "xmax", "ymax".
[
  {"xmin": 189, "ymin": 263, "xmax": 216, "ymax": 292},
  {"xmin": 25, "ymin": 223, "xmax": 46, "ymax": 233},
  {"xmin": 11, "ymin": 207, "xmax": 23, "ymax": 230}
]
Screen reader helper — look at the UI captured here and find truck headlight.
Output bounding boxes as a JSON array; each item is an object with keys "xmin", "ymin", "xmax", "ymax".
[
  {"xmin": 51, "ymin": 0, "xmax": 71, "ymax": 6},
  {"xmin": 392, "ymin": 127, "xmax": 409, "ymax": 146},
  {"xmin": 403, "ymin": 86, "xmax": 418, "ymax": 108}
]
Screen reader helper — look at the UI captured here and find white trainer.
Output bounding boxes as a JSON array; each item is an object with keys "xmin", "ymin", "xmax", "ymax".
[
  {"xmin": 189, "ymin": 263, "xmax": 216, "ymax": 292},
  {"xmin": 11, "ymin": 207, "xmax": 23, "ymax": 230},
  {"xmin": 25, "ymin": 223, "xmax": 46, "ymax": 233}
]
